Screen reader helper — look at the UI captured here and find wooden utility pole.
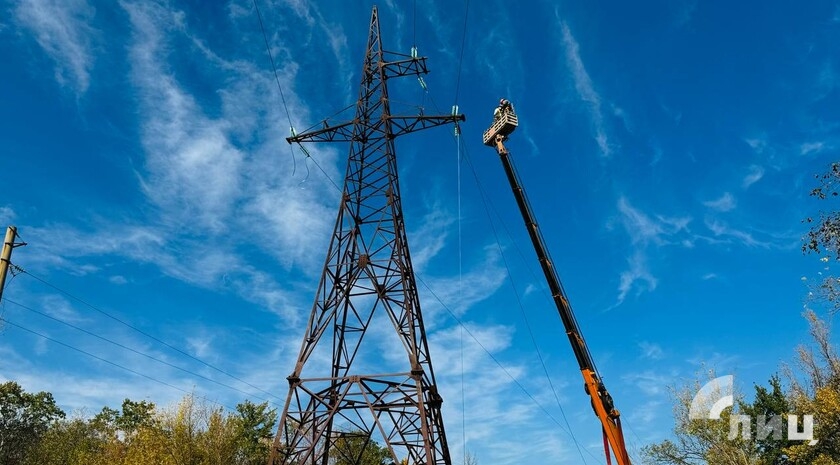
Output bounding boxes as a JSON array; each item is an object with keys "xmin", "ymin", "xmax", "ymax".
[{"xmin": 0, "ymin": 226, "xmax": 24, "ymax": 302}]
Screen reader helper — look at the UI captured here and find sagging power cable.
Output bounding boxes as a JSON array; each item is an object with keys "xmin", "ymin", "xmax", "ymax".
[
  {"xmin": 1, "ymin": 318, "xmax": 239, "ymax": 413},
  {"xmin": 15, "ymin": 267, "xmax": 283, "ymax": 403},
  {"xmin": 5, "ymin": 298, "xmax": 280, "ymax": 405}
]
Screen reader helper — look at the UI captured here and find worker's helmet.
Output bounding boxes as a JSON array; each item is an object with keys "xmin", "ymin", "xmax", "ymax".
[{"xmin": 499, "ymin": 98, "xmax": 505, "ymax": 104}]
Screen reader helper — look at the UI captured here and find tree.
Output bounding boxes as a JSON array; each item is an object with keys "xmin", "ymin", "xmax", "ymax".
[
  {"xmin": 642, "ymin": 373, "xmax": 757, "ymax": 465},
  {"xmin": 22, "ymin": 418, "xmax": 104, "ymax": 465},
  {"xmin": 198, "ymin": 407, "xmax": 239, "ymax": 465},
  {"xmin": 803, "ymin": 162, "xmax": 840, "ymax": 314},
  {"xmin": 234, "ymin": 400, "xmax": 277, "ymax": 465},
  {"xmin": 782, "ymin": 311, "xmax": 840, "ymax": 464},
  {"xmin": 91, "ymin": 398, "xmax": 158, "ymax": 440},
  {"xmin": 739, "ymin": 376, "xmax": 795, "ymax": 465},
  {"xmin": 0, "ymin": 381, "xmax": 65, "ymax": 465},
  {"xmin": 329, "ymin": 431, "xmax": 390, "ymax": 465}
]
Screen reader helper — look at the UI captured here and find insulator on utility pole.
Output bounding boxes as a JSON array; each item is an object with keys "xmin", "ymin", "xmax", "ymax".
[{"xmin": 0, "ymin": 226, "xmax": 25, "ymax": 302}]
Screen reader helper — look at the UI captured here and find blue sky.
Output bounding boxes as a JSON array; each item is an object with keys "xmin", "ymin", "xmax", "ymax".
[{"xmin": 1, "ymin": 0, "xmax": 839, "ymax": 464}]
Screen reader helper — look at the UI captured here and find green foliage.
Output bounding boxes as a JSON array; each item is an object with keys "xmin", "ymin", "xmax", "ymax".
[
  {"xmin": 330, "ymin": 431, "xmax": 391, "ymax": 465},
  {"xmin": 642, "ymin": 375, "xmax": 757, "ymax": 465},
  {"xmin": 784, "ymin": 386, "xmax": 840, "ymax": 465},
  {"xmin": 234, "ymin": 400, "xmax": 277, "ymax": 465},
  {"xmin": 91, "ymin": 398, "xmax": 157, "ymax": 441},
  {"xmin": 803, "ymin": 162, "xmax": 840, "ymax": 259},
  {"xmin": 781, "ymin": 310, "xmax": 840, "ymax": 465},
  {"xmin": 23, "ymin": 418, "xmax": 104, "ymax": 465},
  {"xmin": 803, "ymin": 162, "xmax": 840, "ymax": 314},
  {"xmin": 739, "ymin": 375, "xmax": 794, "ymax": 465},
  {"xmin": 1, "ymin": 387, "xmax": 287, "ymax": 465},
  {"xmin": 0, "ymin": 381, "xmax": 65, "ymax": 465}
]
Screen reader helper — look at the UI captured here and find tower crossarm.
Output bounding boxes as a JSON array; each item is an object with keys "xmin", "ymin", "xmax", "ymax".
[
  {"xmin": 386, "ymin": 114, "xmax": 465, "ymax": 138},
  {"xmin": 380, "ymin": 56, "xmax": 427, "ymax": 79},
  {"xmin": 286, "ymin": 114, "xmax": 464, "ymax": 144},
  {"xmin": 286, "ymin": 120, "xmax": 356, "ymax": 144}
]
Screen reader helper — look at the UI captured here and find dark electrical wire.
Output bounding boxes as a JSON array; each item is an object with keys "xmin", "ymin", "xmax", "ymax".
[
  {"xmin": 15, "ymin": 268, "xmax": 283, "ymax": 402},
  {"xmin": 456, "ymin": 137, "xmax": 590, "ymax": 465},
  {"xmin": 418, "ymin": 77, "xmax": 592, "ymax": 461},
  {"xmin": 414, "ymin": 274, "xmax": 602, "ymax": 465},
  {"xmin": 1, "ymin": 318, "xmax": 239, "ymax": 413},
  {"xmin": 253, "ymin": 0, "xmax": 293, "ymax": 130},
  {"xmin": 253, "ymin": 0, "xmax": 346, "ymax": 192},
  {"xmin": 253, "ymin": 0, "xmax": 301, "ymax": 176},
  {"xmin": 4, "ymin": 298, "xmax": 279, "ymax": 405},
  {"xmin": 453, "ymin": 0, "xmax": 470, "ymax": 106},
  {"xmin": 244, "ymin": 6, "xmax": 598, "ymax": 459},
  {"xmin": 303, "ymin": 149, "xmax": 342, "ymax": 193}
]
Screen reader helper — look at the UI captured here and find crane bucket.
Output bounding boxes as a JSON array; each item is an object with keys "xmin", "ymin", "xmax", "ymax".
[{"xmin": 483, "ymin": 110, "xmax": 518, "ymax": 146}]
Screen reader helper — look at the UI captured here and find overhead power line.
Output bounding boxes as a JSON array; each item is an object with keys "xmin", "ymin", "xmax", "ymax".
[
  {"xmin": 453, "ymin": 0, "xmax": 471, "ymax": 106},
  {"xmin": 1, "ymin": 318, "xmax": 239, "ymax": 413},
  {"xmin": 15, "ymin": 267, "xmax": 283, "ymax": 403},
  {"xmin": 4, "ymin": 298, "xmax": 278, "ymax": 405},
  {"xmin": 404, "ymin": 82, "xmax": 592, "ymax": 460},
  {"xmin": 414, "ymin": 273, "xmax": 601, "ymax": 464}
]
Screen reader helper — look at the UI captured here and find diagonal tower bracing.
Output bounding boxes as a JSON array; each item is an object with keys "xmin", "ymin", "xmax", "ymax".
[{"xmin": 269, "ymin": 7, "xmax": 465, "ymax": 465}]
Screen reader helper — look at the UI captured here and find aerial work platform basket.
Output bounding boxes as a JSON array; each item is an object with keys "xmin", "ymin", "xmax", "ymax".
[{"xmin": 482, "ymin": 107, "xmax": 518, "ymax": 146}]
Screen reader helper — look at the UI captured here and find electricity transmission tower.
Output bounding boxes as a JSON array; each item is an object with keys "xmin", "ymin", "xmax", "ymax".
[{"xmin": 269, "ymin": 6, "xmax": 464, "ymax": 465}]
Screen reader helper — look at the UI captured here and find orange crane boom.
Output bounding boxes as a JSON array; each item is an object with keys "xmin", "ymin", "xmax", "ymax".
[{"xmin": 484, "ymin": 102, "xmax": 631, "ymax": 465}]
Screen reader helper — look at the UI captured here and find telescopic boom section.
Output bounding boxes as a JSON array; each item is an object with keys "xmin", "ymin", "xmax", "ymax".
[{"xmin": 486, "ymin": 108, "xmax": 631, "ymax": 465}]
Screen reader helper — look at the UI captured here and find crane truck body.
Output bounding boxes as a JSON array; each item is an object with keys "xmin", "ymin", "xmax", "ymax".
[{"xmin": 484, "ymin": 101, "xmax": 631, "ymax": 465}]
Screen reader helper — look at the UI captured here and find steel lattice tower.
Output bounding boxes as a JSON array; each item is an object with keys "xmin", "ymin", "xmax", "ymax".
[{"xmin": 269, "ymin": 7, "xmax": 465, "ymax": 465}]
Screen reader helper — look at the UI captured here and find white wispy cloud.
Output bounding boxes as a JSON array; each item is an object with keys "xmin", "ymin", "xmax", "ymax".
[
  {"xmin": 702, "ymin": 192, "xmax": 736, "ymax": 212},
  {"xmin": 39, "ymin": 294, "xmax": 86, "ymax": 324},
  {"xmin": 616, "ymin": 197, "xmax": 691, "ymax": 246},
  {"xmin": 672, "ymin": 0, "xmax": 698, "ymax": 28},
  {"xmin": 278, "ymin": 0, "xmax": 351, "ymax": 94},
  {"xmin": 612, "ymin": 197, "xmax": 691, "ymax": 305},
  {"xmin": 0, "ymin": 206, "xmax": 15, "ymax": 224},
  {"xmin": 622, "ymin": 370, "xmax": 673, "ymax": 397},
  {"xmin": 627, "ymin": 399, "xmax": 665, "ymax": 428},
  {"xmin": 428, "ymin": 322, "xmax": 577, "ymax": 465},
  {"xmin": 742, "ymin": 164, "xmax": 765, "ymax": 189},
  {"xmin": 638, "ymin": 341, "xmax": 664, "ymax": 360},
  {"xmin": 421, "ymin": 245, "xmax": 508, "ymax": 321},
  {"xmin": 800, "ymin": 141, "xmax": 826, "ymax": 155},
  {"xmin": 559, "ymin": 19, "xmax": 610, "ymax": 157},
  {"xmin": 744, "ymin": 136, "xmax": 767, "ymax": 154},
  {"xmin": 409, "ymin": 202, "xmax": 455, "ymax": 273},
  {"xmin": 704, "ymin": 218, "xmax": 770, "ymax": 248},
  {"xmin": 475, "ymin": 0, "xmax": 523, "ymax": 93},
  {"xmin": 14, "ymin": 0, "xmax": 97, "ymax": 94},
  {"xmin": 124, "ymin": 1, "xmax": 244, "ymax": 234},
  {"xmin": 108, "ymin": 275, "xmax": 128, "ymax": 285},
  {"xmin": 186, "ymin": 333, "xmax": 213, "ymax": 359},
  {"xmin": 617, "ymin": 251, "xmax": 657, "ymax": 303}
]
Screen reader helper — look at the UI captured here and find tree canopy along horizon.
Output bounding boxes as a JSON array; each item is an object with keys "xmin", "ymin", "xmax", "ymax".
[
  {"xmin": 0, "ymin": 383, "xmax": 279, "ymax": 465},
  {"xmin": 643, "ymin": 164, "xmax": 840, "ymax": 465}
]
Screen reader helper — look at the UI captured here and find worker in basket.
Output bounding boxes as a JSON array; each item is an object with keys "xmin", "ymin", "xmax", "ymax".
[{"xmin": 494, "ymin": 98, "xmax": 513, "ymax": 120}]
